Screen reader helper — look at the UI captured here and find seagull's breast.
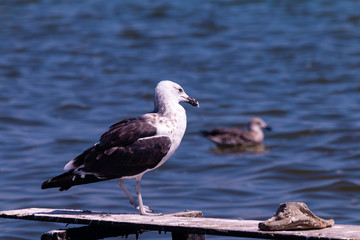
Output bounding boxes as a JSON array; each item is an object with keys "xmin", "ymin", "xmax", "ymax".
[
  {"xmin": 148, "ymin": 115, "xmax": 186, "ymax": 143},
  {"xmin": 142, "ymin": 108, "xmax": 187, "ymax": 169}
]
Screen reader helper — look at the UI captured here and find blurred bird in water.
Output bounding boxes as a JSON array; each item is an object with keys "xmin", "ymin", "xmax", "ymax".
[{"xmin": 202, "ymin": 117, "xmax": 271, "ymax": 147}]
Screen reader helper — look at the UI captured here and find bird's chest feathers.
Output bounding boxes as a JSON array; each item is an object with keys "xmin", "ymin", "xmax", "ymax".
[
  {"xmin": 155, "ymin": 114, "xmax": 186, "ymax": 140},
  {"xmin": 251, "ymin": 129, "xmax": 264, "ymax": 142}
]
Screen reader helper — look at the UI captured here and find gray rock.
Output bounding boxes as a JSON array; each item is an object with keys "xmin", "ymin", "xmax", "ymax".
[{"xmin": 259, "ymin": 202, "xmax": 334, "ymax": 231}]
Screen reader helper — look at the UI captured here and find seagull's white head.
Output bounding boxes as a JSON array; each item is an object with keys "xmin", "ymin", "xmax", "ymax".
[
  {"xmin": 248, "ymin": 117, "xmax": 271, "ymax": 132},
  {"xmin": 154, "ymin": 80, "xmax": 199, "ymax": 113}
]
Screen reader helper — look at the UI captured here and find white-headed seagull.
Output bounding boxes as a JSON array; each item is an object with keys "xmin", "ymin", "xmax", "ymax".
[{"xmin": 42, "ymin": 80, "xmax": 199, "ymax": 215}]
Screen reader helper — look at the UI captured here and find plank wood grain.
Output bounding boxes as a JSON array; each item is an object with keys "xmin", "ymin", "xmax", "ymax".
[{"xmin": 1, "ymin": 208, "xmax": 359, "ymax": 239}]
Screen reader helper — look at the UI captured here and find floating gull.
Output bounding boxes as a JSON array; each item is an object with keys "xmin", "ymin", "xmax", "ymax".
[
  {"xmin": 42, "ymin": 80, "xmax": 199, "ymax": 215},
  {"xmin": 202, "ymin": 117, "xmax": 271, "ymax": 147}
]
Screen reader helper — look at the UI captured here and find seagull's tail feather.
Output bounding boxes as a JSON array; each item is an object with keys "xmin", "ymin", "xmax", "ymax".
[
  {"xmin": 41, "ymin": 172, "xmax": 75, "ymax": 191},
  {"xmin": 201, "ymin": 130, "xmax": 219, "ymax": 141},
  {"xmin": 200, "ymin": 130, "xmax": 211, "ymax": 137},
  {"xmin": 41, "ymin": 171, "xmax": 105, "ymax": 191},
  {"xmin": 201, "ymin": 129, "xmax": 225, "ymax": 145}
]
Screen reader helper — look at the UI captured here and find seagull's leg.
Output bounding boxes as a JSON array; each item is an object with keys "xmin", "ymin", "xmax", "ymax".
[
  {"xmin": 118, "ymin": 179, "xmax": 137, "ymax": 208},
  {"xmin": 135, "ymin": 176, "xmax": 162, "ymax": 216}
]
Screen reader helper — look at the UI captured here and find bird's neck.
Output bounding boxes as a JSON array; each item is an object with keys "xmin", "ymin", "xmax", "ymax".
[
  {"xmin": 154, "ymin": 100, "xmax": 187, "ymax": 139},
  {"xmin": 249, "ymin": 126, "xmax": 264, "ymax": 142},
  {"xmin": 154, "ymin": 99, "xmax": 185, "ymax": 118}
]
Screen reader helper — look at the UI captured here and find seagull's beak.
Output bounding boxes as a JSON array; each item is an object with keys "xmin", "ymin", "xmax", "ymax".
[
  {"xmin": 186, "ymin": 96, "xmax": 200, "ymax": 108},
  {"xmin": 264, "ymin": 126, "xmax": 272, "ymax": 131}
]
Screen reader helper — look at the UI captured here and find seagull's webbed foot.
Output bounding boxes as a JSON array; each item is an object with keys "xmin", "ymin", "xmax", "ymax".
[
  {"xmin": 137, "ymin": 205, "xmax": 162, "ymax": 216},
  {"xmin": 128, "ymin": 199, "xmax": 161, "ymax": 215}
]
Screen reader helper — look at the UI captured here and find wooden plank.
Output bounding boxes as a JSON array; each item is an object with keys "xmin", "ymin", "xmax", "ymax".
[
  {"xmin": 41, "ymin": 210, "xmax": 204, "ymax": 240},
  {"xmin": 1, "ymin": 208, "xmax": 360, "ymax": 240},
  {"xmin": 170, "ymin": 211, "xmax": 205, "ymax": 240},
  {"xmin": 41, "ymin": 225, "xmax": 144, "ymax": 240}
]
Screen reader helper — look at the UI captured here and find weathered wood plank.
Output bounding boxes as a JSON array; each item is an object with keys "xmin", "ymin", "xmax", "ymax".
[
  {"xmin": 170, "ymin": 210, "xmax": 205, "ymax": 240},
  {"xmin": 41, "ymin": 225, "xmax": 144, "ymax": 240},
  {"xmin": 41, "ymin": 210, "xmax": 204, "ymax": 240},
  {"xmin": 1, "ymin": 208, "xmax": 360, "ymax": 240}
]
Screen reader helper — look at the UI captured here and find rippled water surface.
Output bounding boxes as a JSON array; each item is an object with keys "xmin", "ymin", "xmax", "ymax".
[{"xmin": 1, "ymin": 0, "xmax": 360, "ymax": 239}]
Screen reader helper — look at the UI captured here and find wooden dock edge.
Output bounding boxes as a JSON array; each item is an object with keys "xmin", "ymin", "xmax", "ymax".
[
  {"xmin": 1, "ymin": 208, "xmax": 360, "ymax": 240},
  {"xmin": 40, "ymin": 210, "xmax": 205, "ymax": 240}
]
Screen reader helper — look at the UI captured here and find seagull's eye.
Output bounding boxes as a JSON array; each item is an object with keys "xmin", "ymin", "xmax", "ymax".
[{"xmin": 178, "ymin": 88, "xmax": 183, "ymax": 93}]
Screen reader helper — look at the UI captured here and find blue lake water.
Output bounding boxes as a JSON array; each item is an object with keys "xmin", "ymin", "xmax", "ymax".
[{"xmin": 1, "ymin": 0, "xmax": 360, "ymax": 239}]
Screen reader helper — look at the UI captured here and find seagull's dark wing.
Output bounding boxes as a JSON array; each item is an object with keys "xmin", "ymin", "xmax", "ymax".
[
  {"xmin": 75, "ymin": 136, "xmax": 171, "ymax": 179},
  {"xmin": 69, "ymin": 117, "xmax": 158, "ymax": 170},
  {"xmin": 203, "ymin": 128, "xmax": 255, "ymax": 146},
  {"xmin": 41, "ymin": 117, "xmax": 172, "ymax": 191},
  {"xmin": 100, "ymin": 117, "xmax": 157, "ymax": 148}
]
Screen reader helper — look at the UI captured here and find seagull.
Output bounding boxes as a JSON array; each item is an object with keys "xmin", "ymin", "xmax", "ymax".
[
  {"xmin": 202, "ymin": 117, "xmax": 271, "ymax": 147},
  {"xmin": 41, "ymin": 80, "xmax": 199, "ymax": 215}
]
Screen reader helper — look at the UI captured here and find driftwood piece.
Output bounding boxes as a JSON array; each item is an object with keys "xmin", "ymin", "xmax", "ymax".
[{"xmin": 259, "ymin": 202, "xmax": 334, "ymax": 231}]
